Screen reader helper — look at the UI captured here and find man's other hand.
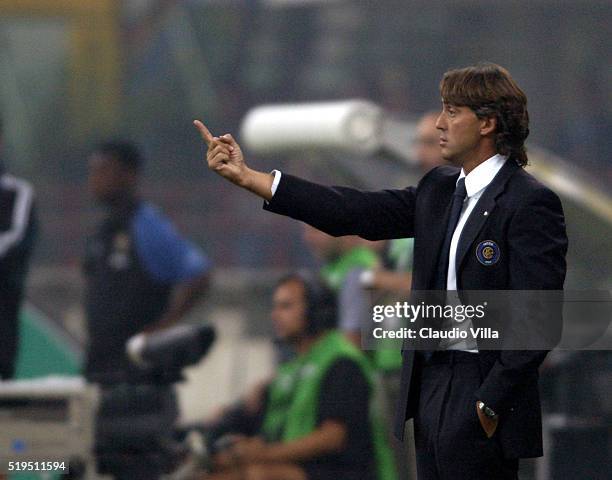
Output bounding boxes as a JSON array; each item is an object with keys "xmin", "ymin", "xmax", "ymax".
[{"xmin": 476, "ymin": 402, "xmax": 499, "ymax": 438}]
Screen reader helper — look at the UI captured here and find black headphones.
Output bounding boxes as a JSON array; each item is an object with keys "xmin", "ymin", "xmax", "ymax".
[{"xmin": 276, "ymin": 271, "xmax": 337, "ymax": 335}]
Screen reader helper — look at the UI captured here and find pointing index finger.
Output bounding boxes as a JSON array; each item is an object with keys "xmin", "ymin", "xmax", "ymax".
[{"xmin": 193, "ymin": 120, "xmax": 215, "ymax": 147}]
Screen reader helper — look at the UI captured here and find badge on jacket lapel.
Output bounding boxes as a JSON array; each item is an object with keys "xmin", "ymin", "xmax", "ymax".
[{"xmin": 476, "ymin": 240, "xmax": 500, "ymax": 266}]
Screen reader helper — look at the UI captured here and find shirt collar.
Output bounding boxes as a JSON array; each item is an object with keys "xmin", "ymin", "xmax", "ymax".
[{"xmin": 457, "ymin": 154, "xmax": 508, "ymax": 198}]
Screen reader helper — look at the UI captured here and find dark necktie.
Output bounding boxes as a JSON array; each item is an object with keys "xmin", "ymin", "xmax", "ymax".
[
  {"xmin": 416, "ymin": 178, "xmax": 467, "ymax": 360},
  {"xmin": 434, "ymin": 177, "xmax": 467, "ymax": 290}
]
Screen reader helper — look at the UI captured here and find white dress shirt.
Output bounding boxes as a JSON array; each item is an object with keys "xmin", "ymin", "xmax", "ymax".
[
  {"xmin": 271, "ymin": 169, "xmax": 282, "ymax": 196},
  {"xmin": 447, "ymin": 154, "xmax": 507, "ymax": 290},
  {"xmin": 443, "ymin": 153, "xmax": 508, "ymax": 351}
]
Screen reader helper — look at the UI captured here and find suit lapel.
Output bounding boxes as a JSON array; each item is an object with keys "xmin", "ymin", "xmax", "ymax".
[{"xmin": 455, "ymin": 159, "xmax": 520, "ymax": 282}]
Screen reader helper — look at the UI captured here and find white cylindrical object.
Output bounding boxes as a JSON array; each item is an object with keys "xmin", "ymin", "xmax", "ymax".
[{"xmin": 240, "ymin": 100, "xmax": 383, "ymax": 155}]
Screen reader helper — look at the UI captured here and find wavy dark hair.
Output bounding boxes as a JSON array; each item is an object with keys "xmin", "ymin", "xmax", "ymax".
[{"xmin": 440, "ymin": 63, "xmax": 530, "ymax": 167}]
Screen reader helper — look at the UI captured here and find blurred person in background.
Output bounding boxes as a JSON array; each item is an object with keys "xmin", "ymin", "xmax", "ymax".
[
  {"xmin": 0, "ymin": 115, "xmax": 37, "ymax": 380},
  {"xmin": 84, "ymin": 139, "xmax": 212, "ymax": 384},
  {"xmin": 198, "ymin": 273, "xmax": 397, "ymax": 480},
  {"xmin": 302, "ymin": 224, "xmax": 379, "ymax": 347},
  {"xmin": 84, "ymin": 140, "xmax": 211, "ymax": 478},
  {"xmin": 414, "ymin": 111, "xmax": 448, "ymax": 174},
  {"xmin": 362, "ymin": 110, "xmax": 448, "ymax": 298},
  {"xmin": 302, "ymin": 224, "xmax": 380, "ymax": 292}
]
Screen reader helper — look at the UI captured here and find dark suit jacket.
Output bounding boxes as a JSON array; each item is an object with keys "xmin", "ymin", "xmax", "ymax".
[{"xmin": 264, "ymin": 159, "xmax": 568, "ymax": 459}]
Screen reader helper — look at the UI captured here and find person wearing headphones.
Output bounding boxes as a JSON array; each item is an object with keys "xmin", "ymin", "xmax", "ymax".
[{"xmin": 201, "ymin": 273, "xmax": 397, "ymax": 480}]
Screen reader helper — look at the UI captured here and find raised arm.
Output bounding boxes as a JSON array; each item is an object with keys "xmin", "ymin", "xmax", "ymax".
[{"xmin": 194, "ymin": 120, "xmax": 417, "ymax": 240}]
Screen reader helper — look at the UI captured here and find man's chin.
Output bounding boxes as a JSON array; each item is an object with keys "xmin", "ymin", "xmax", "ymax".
[{"xmin": 441, "ymin": 151, "xmax": 459, "ymax": 166}]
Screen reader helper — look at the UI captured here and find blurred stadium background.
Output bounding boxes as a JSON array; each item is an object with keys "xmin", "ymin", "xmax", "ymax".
[{"xmin": 0, "ymin": 1, "xmax": 610, "ymax": 479}]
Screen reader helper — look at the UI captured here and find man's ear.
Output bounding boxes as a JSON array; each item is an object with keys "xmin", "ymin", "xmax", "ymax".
[{"xmin": 479, "ymin": 116, "xmax": 497, "ymax": 137}]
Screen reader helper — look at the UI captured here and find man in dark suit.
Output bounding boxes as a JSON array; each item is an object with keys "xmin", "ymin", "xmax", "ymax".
[{"xmin": 194, "ymin": 63, "xmax": 568, "ymax": 479}]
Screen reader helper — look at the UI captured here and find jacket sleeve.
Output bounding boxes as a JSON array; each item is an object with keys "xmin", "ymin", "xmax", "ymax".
[
  {"xmin": 475, "ymin": 187, "xmax": 568, "ymax": 412},
  {"xmin": 263, "ymin": 173, "xmax": 417, "ymax": 240}
]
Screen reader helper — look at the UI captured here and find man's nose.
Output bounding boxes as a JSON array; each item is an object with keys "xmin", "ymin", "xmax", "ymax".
[{"xmin": 435, "ymin": 113, "xmax": 445, "ymax": 130}]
